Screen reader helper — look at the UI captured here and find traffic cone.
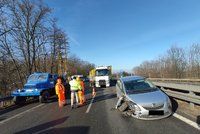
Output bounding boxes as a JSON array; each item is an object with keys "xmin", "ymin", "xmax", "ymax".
[{"xmin": 92, "ymin": 88, "xmax": 96, "ymax": 97}]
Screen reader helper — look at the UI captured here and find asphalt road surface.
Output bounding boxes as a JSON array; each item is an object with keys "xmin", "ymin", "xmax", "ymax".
[{"xmin": 0, "ymin": 87, "xmax": 199, "ymax": 134}]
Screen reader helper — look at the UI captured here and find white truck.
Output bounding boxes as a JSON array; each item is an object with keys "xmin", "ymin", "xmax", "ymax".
[{"xmin": 90, "ymin": 66, "xmax": 112, "ymax": 88}]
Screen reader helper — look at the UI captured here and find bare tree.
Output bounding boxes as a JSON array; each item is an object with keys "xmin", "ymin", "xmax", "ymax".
[
  {"xmin": 188, "ymin": 44, "xmax": 200, "ymax": 78},
  {"xmin": 49, "ymin": 19, "xmax": 69, "ymax": 75},
  {"xmin": 166, "ymin": 46, "xmax": 186, "ymax": 78},
  {"xmin": 8, "ymin": 0, "xmax": 51, "ymax": 75},
  {"xmin": 0, "ymin": 11, "xmax": 24, "ymax": 86},
  {"xmin": 133, "ymin": 45, "xmax": 188, "ymax": 79},
  {"xmin": 67, "ymin": 55, "xmax": 95, "ymax": 76},
  {"xmin": 0, "ymin": 0, "xmax": 12, "ymax": 37}
]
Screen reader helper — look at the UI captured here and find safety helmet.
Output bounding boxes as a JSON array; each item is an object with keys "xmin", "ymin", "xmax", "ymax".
[{"xmin": 76, "ymin": 77, "xmax": 80, "ymax": 81}]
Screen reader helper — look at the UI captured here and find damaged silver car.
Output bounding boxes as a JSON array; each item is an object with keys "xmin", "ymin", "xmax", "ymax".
[{"xmin": 115, "ymin": 76, "xmax": 172, "ymax": 120}]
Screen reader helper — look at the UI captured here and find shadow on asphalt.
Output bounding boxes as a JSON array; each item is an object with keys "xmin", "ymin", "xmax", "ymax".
[
  {"xmin": 0, "ymin": 99, "xmax": 39, "ymax": 116},
  {"xmin": 0, "ymin": 105, "xmax": 22, "ymax": 116},
  {"xmin": 0, "ymin": 116, "xmax": 7, "ymax": 121},
  {"xmin": 93, "ymin": 93, "xmax": 116, "ymax": 103},
  {"xmin": 197, "ymin": 115, "xmax": 200, "ymax": 125},
  {"xmin": 169, "ymin": 97, "xmax": 178, "ymax": 113},
  {"xmin": 14, "ymin": 116, "xmax": 69, "ymax": 134},
  {"xmin": 44, "ymin": 97, "xmax": 58, "ymax": 103},
  {"xmin": 38, "ymin": 126, "xmax": 90, "ymax": 134}
]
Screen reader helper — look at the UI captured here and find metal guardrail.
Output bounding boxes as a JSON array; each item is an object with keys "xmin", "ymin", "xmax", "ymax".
[
  {"xmin": 0, "ymin": 96, "xmax": 13, "ymax": 101},
  {"xmin": 151, "ymin": 81, "xmax": 200, "ymax": 108},
  {"xmin": 149, "ymin": 78, "xmax": 200, "ymax": 83},
  {"xmin": 0, "ymin": 96, "xmax": 13, "ymax": 108}
]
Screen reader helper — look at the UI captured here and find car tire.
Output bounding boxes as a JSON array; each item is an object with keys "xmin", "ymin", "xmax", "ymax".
[
  {"xmin": 118, "ymin": 102, "xmax": 128, "ymax": 112},
  {"xmin": 39, "ymin": 90, "xmax": 50, "ymax": 103}
]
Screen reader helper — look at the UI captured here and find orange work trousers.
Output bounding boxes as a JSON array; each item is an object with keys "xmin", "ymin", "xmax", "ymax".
[
  {"xmin": 78, "ymin": 90, "xmax": 85, "ymax": 105},
  {"xmin": 58, "ymin": 92, "xmax": 65, "ymax": 107}
]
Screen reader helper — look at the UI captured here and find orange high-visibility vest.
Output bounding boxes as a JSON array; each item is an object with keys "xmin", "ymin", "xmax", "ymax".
[{"xmin": 55, "ymin": 83, "xmax": 65, "ymax": 102}]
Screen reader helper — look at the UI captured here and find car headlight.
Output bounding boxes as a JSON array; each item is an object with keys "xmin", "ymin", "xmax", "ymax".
[
  {"xmin": 128, "ymin": 101, "xmax": 141, "ymax": 111},
  {"xmin": 167, "ymin": 97, "xmax": 172, "ymax": 109},
  {"xmin": 134, "ymin": 105, "xmax": 141, "ymax": 112}
]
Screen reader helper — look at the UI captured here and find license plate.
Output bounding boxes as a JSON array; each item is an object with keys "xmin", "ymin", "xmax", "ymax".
[{"xmin": 149, "ymin": 110, "xmax": 164, "ymax": 115}]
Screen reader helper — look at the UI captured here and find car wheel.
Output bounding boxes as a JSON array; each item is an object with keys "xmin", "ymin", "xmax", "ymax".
[{"xmin": 39, "ymin": 91, "xmax": 50, "ymax": 103}]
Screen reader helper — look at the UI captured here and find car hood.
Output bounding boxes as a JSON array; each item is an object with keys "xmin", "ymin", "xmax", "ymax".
[{"xmin": 126, "ymin": 90, "xmax": 167, "ymax": 106}]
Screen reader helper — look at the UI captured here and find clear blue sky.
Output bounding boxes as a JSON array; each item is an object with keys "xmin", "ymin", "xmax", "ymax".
[{"xmin": 44, "ymin": 0, "xmax": 200, "ymax": 72}]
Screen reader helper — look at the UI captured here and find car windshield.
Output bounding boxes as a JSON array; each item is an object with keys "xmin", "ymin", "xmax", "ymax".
[
  {"xmin": 28, "ymin": 75, "xmax": 38, "ymax": 81},
  {"xmin": 38, "ymin": 75, "xmax": 47, "ymax": 81},
  {"xmin": 28, "ymin": 74, "xmax": 47, "ymax": 81},
  {"xmin": 124, "ymin": 79, "xmax": 158, "ymax": 94},
  {"xmin": 96, "ymin": 69, "xmax": 109, "ymax": 76}
]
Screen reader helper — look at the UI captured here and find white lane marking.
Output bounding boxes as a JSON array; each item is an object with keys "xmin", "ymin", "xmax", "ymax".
[
  {"xmin": 173, "ymin": 113, "xmax": 200, "ymax": 130},
  {"xmin": 0, "ymin": 104, "xmax": 44, "ymax": 124},
  {"xmin": 85, "ymin": 94, "xmax": 96, "ymax": 113}
]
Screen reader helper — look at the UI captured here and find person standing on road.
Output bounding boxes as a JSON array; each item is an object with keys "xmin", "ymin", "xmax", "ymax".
[
  {"xmin": 69, "ymin": 76, "xmax": 80, "ymax": 109},
  {"xmin": 77, "ymin": 77, "xmax": 85, "ymax": 105},
  {"xmin": 55, "ymin": 77, "xmax": 66, "ymax": 108},
  {"xmin": 80, "ymin": 77, "xmax": 86, "ymax": 103}
]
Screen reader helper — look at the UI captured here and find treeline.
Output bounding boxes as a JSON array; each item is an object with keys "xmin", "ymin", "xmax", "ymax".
[
  {"xmin": 0, "ymin": 0, "xmax": 94, "ymax": 96},
  {"xmin": 67, "ymin": 55, "xmax": 95, "ymax": 76},
  {"xmin": 133, "ymin": 44, "xmax": 200, "ymax": 79}
]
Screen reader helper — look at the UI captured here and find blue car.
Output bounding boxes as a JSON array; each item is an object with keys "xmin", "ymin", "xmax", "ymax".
[{"xmin": 12, "ymin": 72, "xmax": 58, "ymax": 104}]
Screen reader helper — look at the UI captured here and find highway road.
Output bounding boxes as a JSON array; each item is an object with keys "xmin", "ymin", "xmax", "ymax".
[{"xmin": 0, "ymin": 87, "xmax": 199, "ymax": 134}]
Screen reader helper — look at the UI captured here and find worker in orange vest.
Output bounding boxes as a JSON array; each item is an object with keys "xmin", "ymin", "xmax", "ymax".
[
  {"xmin": 77, "ymin": 77, "xmax": 85, "ymax": 105},
  {"xmin": 81, "ymin": 79, "xmax": 86, "ymax": 103},
  {"xmin": 80, "ymin": 77, "xmax": 86, "ymax": 103},
  {"xmin": 55, "ymin": 77, "xmax": 66, "ymax": 108}
]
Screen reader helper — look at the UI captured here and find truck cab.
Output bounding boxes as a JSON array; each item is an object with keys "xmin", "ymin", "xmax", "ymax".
[
  {"xmin": 12, "ymin": 72, "xmax": 57, "ymax": 104},
  {"xmin": 95, "ymin": 66, "xmax": 111, "ymax": 87}
]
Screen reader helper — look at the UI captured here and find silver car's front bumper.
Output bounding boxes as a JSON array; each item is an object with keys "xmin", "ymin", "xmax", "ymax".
[{"xmin": 131, "ymin": 110, "xmax": 172, "ymax": 120}]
